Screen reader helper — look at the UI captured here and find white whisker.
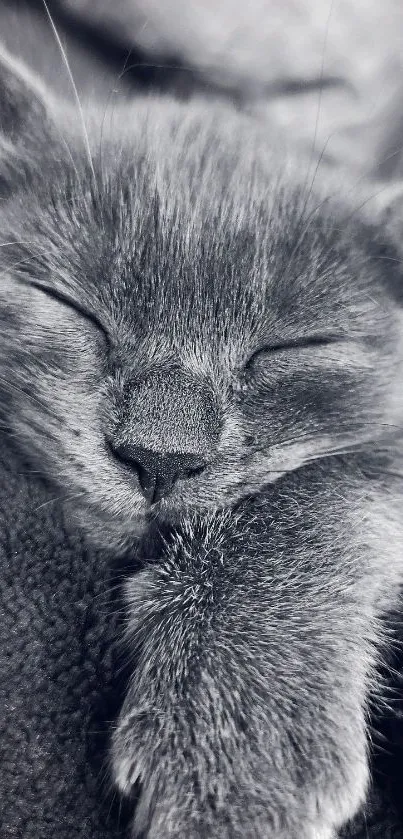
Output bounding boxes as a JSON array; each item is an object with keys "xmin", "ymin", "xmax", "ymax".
[
  {"xmin": 304, "ymin": 0, "xmax": 337, "ymax": 192},
  {"xmin": 42, "ymin": 0, "xmax": 96, "ymax": 185},
  {"xmin": 33, "ymin": 489, "xmax": 87, "ymax": 513}
]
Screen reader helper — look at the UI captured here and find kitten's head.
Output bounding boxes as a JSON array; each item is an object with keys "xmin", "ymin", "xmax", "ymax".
[{"xmin": 0, "ymin": 48, "xmax": 402, "ymax": 551}]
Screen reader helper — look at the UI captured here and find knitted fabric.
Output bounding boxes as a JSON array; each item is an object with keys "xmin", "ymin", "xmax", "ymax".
[{"xmin": 0, "ymin": 438, "xmax": 131, "ymax": 838}]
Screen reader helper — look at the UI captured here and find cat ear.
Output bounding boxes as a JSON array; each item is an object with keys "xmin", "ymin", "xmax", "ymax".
[{"xmin": 0, "ymin": 45, "xmax": 53, "ymax": 150}]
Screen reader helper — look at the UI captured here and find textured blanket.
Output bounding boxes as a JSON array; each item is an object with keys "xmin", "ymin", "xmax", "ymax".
[{"xmin": 0, "ymin": 438, "xmax": 131, "ymax": 838}]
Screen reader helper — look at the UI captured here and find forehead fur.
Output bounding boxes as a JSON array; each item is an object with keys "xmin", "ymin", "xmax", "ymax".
[
  {"xmin": 0, "ymin": 69, "xmax": 402, "ymax": 547},
  {"xmin": 0, "ymin": 95, "xmax": 400, "ymax": 367}
]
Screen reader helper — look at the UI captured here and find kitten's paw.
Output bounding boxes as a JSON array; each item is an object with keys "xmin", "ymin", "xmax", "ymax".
[
  {"xmin": 300, "ymin": 757, "xmax": 368, "ymax": 839},
  {"xmin": 313, "ymin": 753, "xmax": 368, "ymax": 838},
  {"xmin": 112, "ymin": 706, "xmax": 268, "ymax": 837},
  {"xmin": 112, "ymin": 701, "xmax": 367, "ymax": 839},
  {"xmin": 310, "ymin": 830, "xmax": 336, "ymax": 839}
]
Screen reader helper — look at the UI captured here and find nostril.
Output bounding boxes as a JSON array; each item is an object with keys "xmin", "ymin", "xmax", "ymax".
[
  {"xmin": 106, "ymin": 439, "xmax": 135, "ymax": 470},
  {"xmin": 183, "ymin": 463, "xmax": 206, "ymax": 481},
  {"xmin": 107, "ymin": 439, "xmax": 207, "ymax": 503}
]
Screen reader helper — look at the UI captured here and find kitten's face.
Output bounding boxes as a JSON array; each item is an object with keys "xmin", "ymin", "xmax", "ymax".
[{"xmin": 0, "ymin": 53, "xmax": 402, "ymax": 550}]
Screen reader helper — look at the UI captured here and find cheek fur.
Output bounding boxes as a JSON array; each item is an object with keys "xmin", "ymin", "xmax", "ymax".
[
  {"xmin": 241, "ymin": 367, "xmax": 384, "ymax": 446},
  {"xmin": 3, "ymin": 299, "xmax": 394, "ymax": 544},
  {"xmin": 13, "ymin": 356, "xmax": 390, "ymax": 536}
]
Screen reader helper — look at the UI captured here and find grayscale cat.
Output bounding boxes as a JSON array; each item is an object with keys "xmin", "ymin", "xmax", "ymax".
[{"xmin": 1, "ymin": 43, "xmax": 403, "ymax": 839}]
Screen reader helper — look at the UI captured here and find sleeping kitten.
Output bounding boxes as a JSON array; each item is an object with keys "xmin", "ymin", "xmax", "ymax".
[{"xmin": 1, "ymin": 45, "xmax": 403, "ymax": 839}]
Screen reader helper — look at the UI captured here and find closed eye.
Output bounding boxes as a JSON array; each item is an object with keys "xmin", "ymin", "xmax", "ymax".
[
  {"xmin": 245, "ymin": 335, "xmax": 343, "ymax": 368},
  {"xmin": 19, "ymin": 278, "xmax": 108, "ymax": 340}
]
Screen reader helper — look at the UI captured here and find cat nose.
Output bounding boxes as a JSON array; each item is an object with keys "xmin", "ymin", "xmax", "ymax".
[{"xmin": 110, "ymin": 441, "xmax": 207, "ymax": 504}]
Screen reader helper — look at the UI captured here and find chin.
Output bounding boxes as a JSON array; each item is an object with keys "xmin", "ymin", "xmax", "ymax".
[
  {"xmin": 150, "ymin": 493, "xmax": 229, "ymax": 525},
  {"xmin": 63, "ymin": 487, "xmax": 231, "ymax": 555}
]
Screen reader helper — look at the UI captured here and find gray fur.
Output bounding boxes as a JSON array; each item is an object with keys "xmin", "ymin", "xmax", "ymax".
[{"xmin": 0, "ymin": 47, "xmax": 403, "ymax": 838}]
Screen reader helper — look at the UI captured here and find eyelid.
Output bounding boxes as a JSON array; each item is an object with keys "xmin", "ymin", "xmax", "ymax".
[
  {"xmin": 22, "ymin": 279, "xmax": 108, "ymax": 339},
  {"xmin": 245, "ymin": 335, "xmax": 343, "ymax": 367}
]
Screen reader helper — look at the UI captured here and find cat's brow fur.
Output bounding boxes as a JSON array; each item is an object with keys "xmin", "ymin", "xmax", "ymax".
[{"xmin": 0, "ymin": 46, "xmax": 403, "ymax": 838}]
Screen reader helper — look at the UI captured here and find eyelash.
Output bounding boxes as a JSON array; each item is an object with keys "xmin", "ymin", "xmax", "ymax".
[
  {"xmin": 245, "ymin": 336, "xmax": 339, "ymax": 369},
  {"xmin": 30, "ymin": 281, "xmax": 108, "ymax": 341}
]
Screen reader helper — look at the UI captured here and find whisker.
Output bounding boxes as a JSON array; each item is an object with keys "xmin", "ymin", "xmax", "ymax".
[
  {"xmin": 342, "ymin": 183, "xmax": 403, "ymax": 227},
  {"xmin": 52, "ymin": 125, "xmax": 86, "ymax": 197},
  {"xmin": 303, "ymin": 0, "xmax": 336, "ymax": 192},
  {"xmin": 0, "ymin": 255, "xmax": 47, "ymax": 279},
  {"xmin": 0, "ymin": 425, "xmax": 31, "ymax": 442},
  {"xmin": 42, "ymin": 0, "xmax": 96, "ymax": 186},
  {"xmin": 33, "ymin": 489, "xmax": 86, "ymax": 513},
  {"xmin": 275, "ymin": 0, "xmax": 338, "ymax": 286},
  {"xmin": 0, "ymin": 376, "xmax": 53, "ymax": 412},
  {"xmin": 351, "ymin": 421, "xmax": 402, "ymax": 432},
  {"xmin": 0, "ymin": 241, "xmax": 48, "ymax": 250},
  {"xmin": 362, "ymin": 469, "xmax": 403, "ymax": 481},
  {"xmin": 92, "ymin": 582, "xmax": 130, "ymax": 604},
  {"xmin": 99, "ymin": 47, "xmax": 133, "ymax": 177}
]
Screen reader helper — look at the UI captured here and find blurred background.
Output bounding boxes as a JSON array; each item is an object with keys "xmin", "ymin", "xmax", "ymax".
[{"xmin": 1, "ymin": 0, "xmax": 403, "ymax": 179}]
